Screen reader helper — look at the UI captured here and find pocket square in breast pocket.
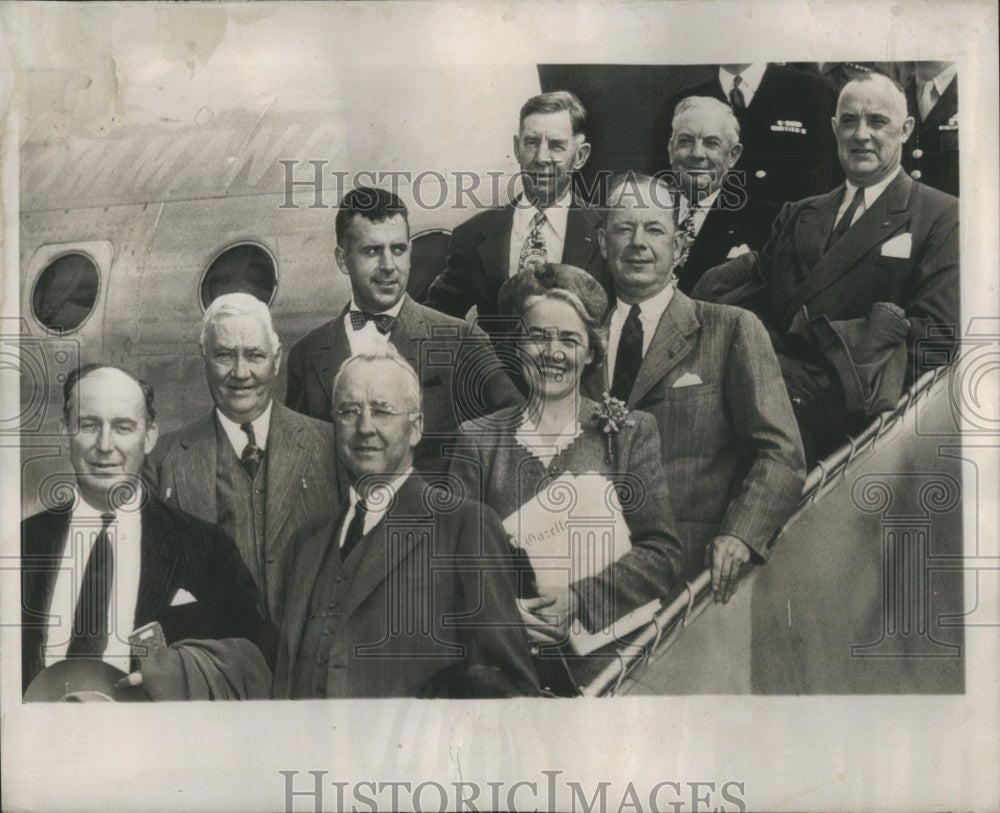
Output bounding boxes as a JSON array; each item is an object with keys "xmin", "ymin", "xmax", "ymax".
[
  {"xmin": 170, "ymin": 588, "xmax": 198, "ymax": 607},
  {"xmin": 672, "ymin": 372, "xmax": 703, "ymax": 388},
  {"xmin": 880, "ymin": 233, "xmax": 912, "ymax": 259}
]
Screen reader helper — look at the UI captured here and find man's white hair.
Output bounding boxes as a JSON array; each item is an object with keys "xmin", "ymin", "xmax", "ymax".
[
  {"xmin": 200, "ymin": 292, "xmax": 280, "ymax": 352},
  {"xmin": 837, "ymin": 71, "xmax": 909, "ymax": 121},
  {"xmin": 332, "ymin": 348, "xmax": 422, "ymax": 413},
  {"xmin": 671, "ymin": 96, "xmax": 741, "ymax": 146}
]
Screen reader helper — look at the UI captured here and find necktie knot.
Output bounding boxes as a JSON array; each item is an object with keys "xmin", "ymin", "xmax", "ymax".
[
  {"xmin": 918, "ymin": 79, "xmax": 939, "ymax": 121},
  {"xmin": 340, "ymin": 497, "xmax": 370, "ymax": 561},
  {"xmin": 827, "ymin": 185, "xmax": 865, "ymax": 250},
  {"xmin": 729, "ymin": 74, "xmax": 746, "ymax": 112},
  {"xmin": 240, "ymin": 422, "xmax": 265, "ymax": 479},
  {"xmin": 349, "ymin": 310, "xmax": 396, "ymax": 335}
]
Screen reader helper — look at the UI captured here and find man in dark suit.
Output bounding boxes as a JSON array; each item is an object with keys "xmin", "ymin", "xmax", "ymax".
[
  {"xmin": 21, "ymin": 365, "xmax": 271, "ymax": 695},
  {"xmin": 146, "ymin": 293, "xmax": 336, "ymax": 621},
  {"xmin": 285, "ymin": 187, "xmax": 521, "ymax": 474},
  {"xmin": 903, "ymin": 61, "xmax": 959, "ymax": 196},
  {"xmin": 698, "ymin": 72, "xmax": 960, "ymax": 463},
  {"xmin": 423, "ymin": 90, "xmax": 611, "ymax": 340},
  {"xmin": 651, "ymin": 63, "xmax": 840, "ymax": 207},
  {"xmin": 666, "ymin": 96, "xmax": 777, "ymax": 295},
  {"xmin": 591, "ymin": 174, "xmax": 805, "ymax": 601},
  {"xmin": 273, "ymin": 350, "xmax": 539, "ymax": 698}
]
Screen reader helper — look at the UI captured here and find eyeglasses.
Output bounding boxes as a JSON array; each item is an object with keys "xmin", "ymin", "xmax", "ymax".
[{"xmin": 333, "ymin": 403, "xmax": 418, "ymax": 425}]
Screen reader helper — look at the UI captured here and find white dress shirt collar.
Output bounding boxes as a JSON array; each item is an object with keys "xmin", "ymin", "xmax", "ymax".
[
  {"xmin": 926, "ymin": 63, "xmax": 957, "ymax": 97},
  {"xmin": 720, "ymin": 63, "xmax": 767, "ymax": 104},
  {"xmin": 514, "ymin": 413, "xmax": 583, "ymax": 467},
  {"xmin": 606, "ymin": 283, "xmax": 675, "ymax": 388},
  {"xmin": 216, "ymin": 400, "xmax": 273, "ymax": 457},
  {"xmin": 839, "ymin": 165, "xmax": 902, "ymax": 223},
  {"xmin": 341, "ymin": 467, "xmax": 415, "ymax": 544}
]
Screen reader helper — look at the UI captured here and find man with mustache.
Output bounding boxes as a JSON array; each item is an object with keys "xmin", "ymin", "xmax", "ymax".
[
  {"xmin": 285, "ymin": 186, "xmax": 520, "ymax": 474},
  {"xmin": 423, "ymin": 91, "xmax": 612, "ymax": 346}
]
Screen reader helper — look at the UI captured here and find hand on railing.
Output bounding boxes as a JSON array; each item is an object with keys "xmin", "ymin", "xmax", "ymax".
[{"xmin": 706, "ymin": 534, "xmax": 752, "ymax": 604}]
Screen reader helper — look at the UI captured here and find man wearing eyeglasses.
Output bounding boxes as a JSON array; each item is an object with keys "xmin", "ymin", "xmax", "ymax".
[
  {"xmin": 273, "ymin": 349, "xmax": 539, "ymax": 698},
  {"xmin": 145, "ymin": 293, "xmax": 337, "ymax": 622},
  {"xmin": 285, "ymin": 186, "xmax": 521, "ymax": 475}
]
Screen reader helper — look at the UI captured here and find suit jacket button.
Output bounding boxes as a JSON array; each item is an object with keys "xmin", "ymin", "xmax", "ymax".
[
  {"xmin": 912, "ymin": 148, "xmax": 924, "ymax": 159},
  {"xmin": 755, "ymin": 170, "xmax": 767, "ymax": 179},
  {"xmin": 911, "ymin": 170, "xmax": 922, "ymax": 180}
]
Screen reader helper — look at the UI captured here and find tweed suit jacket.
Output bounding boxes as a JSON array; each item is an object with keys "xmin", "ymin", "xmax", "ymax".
[
  {"xmin": 449, "ymin": 401, "xmax": 684, "ymax": 632},
  {"xmin": 21, "ymin": 497, "xmax": 270, "ymax": 694},
  {"xmin": 284, "ymin": 294, "xmax": 521, "ymax": 474},
  {"xmin": 422, "ymin": 198, "xmax": 612, "ymax": 339},
  {"xmin": 271, "ymin": 474, "xmax": 539, "ymax": 698},
  {"xmin": 587, "ymin": 290, "xmax": 806, "ymax": 575},
  {"xmin": 145, "ymin": 401, "xmax": 336, "ymax": 620},
  {"xmin": 708, "ymin": 171, "xmax": 960, "ymax": 383}
]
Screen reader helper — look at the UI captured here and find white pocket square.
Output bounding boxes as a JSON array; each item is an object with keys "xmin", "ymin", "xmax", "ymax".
[
  {"xmin": 726, "ymin": 243, "xmax": 751, "ymax": 259},
  {"xmin": 673, "ymin": 372, "xmax": 703, "ymax": 388},
  {"xmin": 881, "ymin": 233, "xmax": 912, "ymax": 259},
  {"xmin": 170, "ymin": 588, "xmax": 198, "ymax": 607}
]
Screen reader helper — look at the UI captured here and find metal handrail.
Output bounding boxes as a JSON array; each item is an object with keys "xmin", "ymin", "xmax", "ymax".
[{"xmin": 583, "ymin": 365, "xmax": 949, "ymax": 696}]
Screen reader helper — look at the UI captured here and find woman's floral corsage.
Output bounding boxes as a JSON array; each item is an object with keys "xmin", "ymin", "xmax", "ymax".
[{"xmin": 593, "ymin": 393, "xmax": 634, "ymax": 464}]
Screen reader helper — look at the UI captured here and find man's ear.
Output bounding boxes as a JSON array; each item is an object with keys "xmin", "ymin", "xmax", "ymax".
[
  {"xmin": 729, "ymin": 142, "xmax": 744, "ymax": 166},
  {"xmin": 143, "ymin": 422, "xmax": 159, "ymax": 456},
  {"xmin": 335, "ymin": 245, "xmax": 348, "ymax": 275},
  {"xmin": 572, "ymin": 138, "xmax": 591, "ymax": 170},
  {"xmin": 597, "ymin": 226, "xmax": 608, "ymax": 260},
  {"xmin": 273, "ymin": 343, "xmax": 282, "ymax": 378},
  {"xmin": 901, "ymin": 115, "xmax": 916, "ymax": 144},
  {"xmin": 409, "ymin": 412, "xmax": 423, "ymax": 448}
]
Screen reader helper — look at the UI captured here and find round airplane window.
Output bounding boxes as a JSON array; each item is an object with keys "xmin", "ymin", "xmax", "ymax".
[
  {"xmin": 200, "ymin": 243, "xmax": 277, "ymax": 309},
  {"xmin": 31, "ymin": 253, "xmax": 101, "ymax": 333}
]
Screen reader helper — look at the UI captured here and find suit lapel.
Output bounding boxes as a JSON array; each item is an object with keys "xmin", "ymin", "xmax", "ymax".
[
  {"xmin": 135, "ymin": 500, "xmax": 180, "ymax": 624},
  {"xmin": 309, "ymin": 313, "xmax": 351, "ymax": 405},
  {"xmin": 174, "ymin": 413, "xmax": 217, "ymax": 521},
  {"xmin": 792, "ymin": 187, "xmax": 842, "ymax": 279},
  {"xmin": 785, "ymin": 173, "xmax": 914, "ymax": 322},
  {"xmin": 340, "ymin": 475, "xmax": 427, "ymax": 623},
  {"xmin": 562, "ymin": 204, "xmax": 599, "ymax": 269},
  {"xmin": 627, "ymin": 291, "xmax": 699, "ymax": 408},
  {"xmin": 479, "ymin": 205, "xmax": 514, "ymax": 295},
  {"xmin": 263, "ymin": 404, "xmax": 310, "ymax": 554},
  {"xmin": 282, "ymin": 514, "xmax": 341, "ymax": 670},
  {"xmin": 389, "ymin": 296, "xmax": 425, "ymax": 370}
]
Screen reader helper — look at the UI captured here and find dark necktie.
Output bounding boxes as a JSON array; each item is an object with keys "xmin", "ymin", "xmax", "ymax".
[
  {"xmin": 827, "ymin": 186, "xmax": 865, "ymax": 250},
  {"xmin": 611, "ymin": 305, "xmax": 644, "ymax": 402},
  {"xmin": 240, "ymin": 422, "xmax": 265, "ymax": 480},
  {"xmin": 339, "ymin": 498, "xmax": 369, "ymax": 561},
  {"xmin": 67, "ymin": 513, "xmax": 116, "ymax": 657},
  {"xmin": 349, "ymin": 310, "xmax": 396, "ymax": 335},
  {"xmin": 729, "ymin": 74, "xmax": 746, "ymax": 112}
]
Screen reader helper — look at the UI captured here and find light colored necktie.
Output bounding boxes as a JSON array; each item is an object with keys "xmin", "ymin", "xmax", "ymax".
[
  {"xmin": 517, "ymin": 209, "xmax": 548, "ymax": 273},
  {"xmin": 918, "ymin": 80, "xmax": 938, "ymax": 121}
]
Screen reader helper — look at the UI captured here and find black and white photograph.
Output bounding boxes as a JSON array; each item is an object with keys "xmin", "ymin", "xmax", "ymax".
[{"xmin": 1, "ymin": 1, "xmax": 997, "ymax": 811}]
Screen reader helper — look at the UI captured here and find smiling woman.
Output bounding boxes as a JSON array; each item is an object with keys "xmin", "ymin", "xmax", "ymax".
[{"xmin": 448, "ymin": 262, "xmax": 685, "ymax": 695}]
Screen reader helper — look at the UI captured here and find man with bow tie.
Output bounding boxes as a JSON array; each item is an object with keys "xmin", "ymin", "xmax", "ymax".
[
  {"xmin": 589, "ymin": 174, "xmax": 804, "ymax": 603},
  {"xmin": 285, "ymin": 186, "xmax": 520, "ymax": 473},
  {"xmin": 146, "ymin": 293, "xmax": 337, "ymax": 622},
  {"xmin": 695, "ymin": 72, "xmax": 959, "ymax": 464},
  {"xmin": 22, "ymin": 365, "xmax": 272, "ymax": 696},
  {"xmin": 423, "ymin": 91, "xmax": 612, "ymax": 345}
]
